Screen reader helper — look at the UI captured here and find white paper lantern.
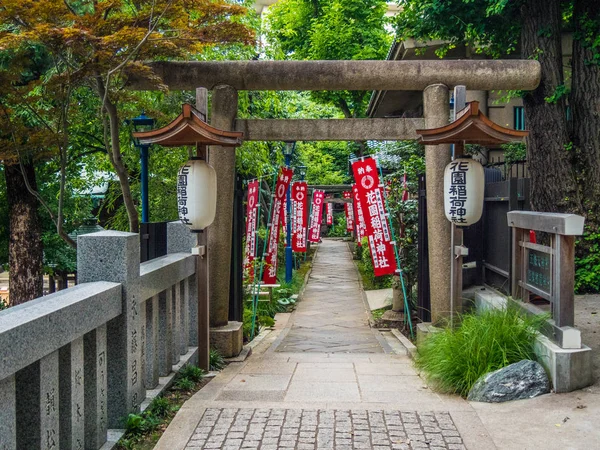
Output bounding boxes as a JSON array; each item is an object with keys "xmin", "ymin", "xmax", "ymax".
[
  {"xmin": 177, "ymin": 159, "xmax": 217, "ymax": 231},
  {"xmin": 444, "ymin": 158, "xmax": 484, "ymax": 226}
]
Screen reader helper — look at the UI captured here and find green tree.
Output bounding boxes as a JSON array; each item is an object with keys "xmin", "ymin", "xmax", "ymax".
[{"xmin": 265, "ymin": 0, "xmax": 392, "ymax": 122}]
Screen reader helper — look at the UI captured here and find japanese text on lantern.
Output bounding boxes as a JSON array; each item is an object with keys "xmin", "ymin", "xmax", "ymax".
[
  {"xmin": 177, "ymin": 165, "xmax": 190, "ymax": 225},
  {"xmin": 263, "ymin": 168, "xmax": 293, "ymax": 284},
  {"xmin": 352, "ymin": 158, "xmax": 397, "ymax": 277},
  {"xmin": 447, "ymin": 160, "xmax": 469, "ymax": 224}
]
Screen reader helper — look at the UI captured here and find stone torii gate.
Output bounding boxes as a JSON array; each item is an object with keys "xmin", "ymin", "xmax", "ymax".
[{"xmin": 129, "ymin": 59, "xmax": 540, "ymax": 350}]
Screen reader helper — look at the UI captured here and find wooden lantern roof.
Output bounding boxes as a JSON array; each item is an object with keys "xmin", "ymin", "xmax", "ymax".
[
  {"xmin": 416, "ymin": 101, "xmax": 528, "ymax": 145},
  {"xmin": 132, "ymin": 104, "xmax": 243, "ymax": 147}
]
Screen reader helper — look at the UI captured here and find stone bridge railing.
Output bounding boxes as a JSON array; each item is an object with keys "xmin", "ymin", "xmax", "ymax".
[{"xmin": 0, "ymin": 222, "xmax": 198, "ymax": 449}]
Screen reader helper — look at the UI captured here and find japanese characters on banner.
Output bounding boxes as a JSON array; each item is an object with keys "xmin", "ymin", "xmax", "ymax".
[
  {"xmin": 352, "ymin": 184, "xmax": 367, "ymax": 246},
  {"xmin": 343, "ymin": 191, "xmax": 354, "ymax": 232},
  {"xmin": 291, "ymin": 182, "xmax": 308, "ymax": 252},
  {"xmin": 263, "ymin": 167, "xmax": 294, "ymax": 284},
  {"xmin": 351, "ymin": 158, "xmax": 397, "ymax": 277},
  {"xmin": 308, "ymin": 190, "xmax": 325, "ymax": 243},
  {"xmin": 243, "ymin": 180, "xmax": 260, "ymax": 280},
  {"xmin": 326, "ymin": 201, "xmax": 333, "ymax": 225}
]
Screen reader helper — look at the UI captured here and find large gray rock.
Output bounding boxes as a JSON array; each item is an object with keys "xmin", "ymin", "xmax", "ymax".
[{"xmin": 467, "ymin": 360, "xmax": 550, "ymax": 403}]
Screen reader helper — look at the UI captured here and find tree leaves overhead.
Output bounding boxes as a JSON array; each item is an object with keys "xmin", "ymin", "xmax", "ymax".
[{"xmin": 265, "ymin": 0, "xmax": 391, "ymax": 117}]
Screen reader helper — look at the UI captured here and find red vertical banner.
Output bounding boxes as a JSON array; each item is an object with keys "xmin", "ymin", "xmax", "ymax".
[
  {"xmin": 351, "ymin": 158, "xmax": 397, "ymax": 277},
  {"xmin": 263, "ymin": 167, "xmax": 294, "ymax": 284},
  {"xmin": 308, "ymin": 190, "xmax": 325, "ymax": 243},
  {"xmin": 326, "ymin": 201, "xmax": 333, "ymax": 225},
  {"xmin": 291, "ymin": 182, "xmax": 308, "ymax": 252},
  {"xmin": 343, "ymin": 191, "xmax": 354, "ymax": 232},
  {"xmin": 352, "ymin": 183, "xmax": 367, "ymax": 246},
  {"xmin": 243, "ymin": 180, "xmax": 260, "ymax": 281}
]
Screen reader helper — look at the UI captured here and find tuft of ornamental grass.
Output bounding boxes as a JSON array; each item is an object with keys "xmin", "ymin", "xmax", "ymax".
[{"xmin": 415, "ymin": 307, "xmax": 547, "ymax": 397}]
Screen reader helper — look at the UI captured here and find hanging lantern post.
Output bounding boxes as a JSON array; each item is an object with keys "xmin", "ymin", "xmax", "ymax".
[
  {"xmin": 416, "ymin": 94, "xmax": 529, "ymax": 324},
  {"xmin": 133, "ymin": 103, "xmax": 243, "ymax": 370}
]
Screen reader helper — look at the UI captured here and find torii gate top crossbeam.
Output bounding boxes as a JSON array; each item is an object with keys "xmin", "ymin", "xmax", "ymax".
[{"xmin": 127, "ymin": 60, "xmax": 540, "ymax": 92}]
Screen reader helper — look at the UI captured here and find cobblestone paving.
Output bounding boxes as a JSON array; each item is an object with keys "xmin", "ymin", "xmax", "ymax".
[{"xmin": 186, "ymin": 408, "xmax": 466, "ymax": 450}]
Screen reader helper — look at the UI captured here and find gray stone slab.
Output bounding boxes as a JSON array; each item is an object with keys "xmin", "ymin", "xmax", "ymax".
[
  {"xmin": 84, "ymin": 324, "xmax": 108, "ymax": 449},
  {"xmin": 181, "ymin": 278, "xmax": 190, "ymax": 355},
  {"xmin": 0, "ymin": 374, "xmax": 16, "ymax": 450},
  {"xmin": 59, "ymin": 337, "xmax": 85, "ymax": 450},
  {"xmin": 139, "ymin": 253, "xmax": 195, "ymax": 301},
  {"xmin": 172, "ymin": 283, "xmax": 182, "ymax": 364},
  {"xmin": 78, "ymin": 231, "xmax": 144, "ymax": 428},
  {"xmin": 145, "ymin": 295, "xmax": 160, "ymax": 388},
  {"xmin": 40, "ymin": 351, "xmax": 60, "ymax": 450},
  {"xmin": 158, "ymin": 289, "xmax": 173, "ymax": 376},
  {"xmin": 167, "ymin": 221, "xmax": 197, "ymax": 253},
  {"xmin": 187, "ymin": 274, "xmax": 199, "ymax": 347},
  {"xmin": 0, "ymin": 282, "xmax": 121, "ymax": 380}
]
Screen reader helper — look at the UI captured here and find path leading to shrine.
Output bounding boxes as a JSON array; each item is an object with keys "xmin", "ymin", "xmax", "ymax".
[{"xmin": 154, "ymin": 239, "xmax": 494, "ymax": 449}]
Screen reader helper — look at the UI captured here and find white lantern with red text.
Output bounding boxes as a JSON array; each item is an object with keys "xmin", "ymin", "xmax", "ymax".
[
  {"xmin": 177, "ymin": 158, "xmax": 217, "ymax": 231},
  {"xmin": 444, "ymin": 158, "xmax": 484, "ymax": 226}
]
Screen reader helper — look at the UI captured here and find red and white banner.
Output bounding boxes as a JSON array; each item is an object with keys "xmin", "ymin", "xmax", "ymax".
[
  {"xmin": 343, "ymin": 191, "xmax": 354, "ymax": 232},
  {"xmin": 308, "ymin": 190, "xmax": 325, "ymax": 243},
  {"xmin": 351, "ymin": 158, "xmax": 397, "ymax": 277},
  {"xmin": 291, "ymin": 182, "xmax": 308, "ymax": 252},
  {"xmin": 243, "ymin": 180, "xmax": 260, "ymax": 280},
  {"xmin": 263, "ymin": 167, "xmax": 294, "ymax": 284},
  {"xmin": 352, "ymin": 183, "xmax": 367, "ymax": 246},
  {"xmin": 326, "ymin": 201, "xmax": 333, "ymax": 225}
]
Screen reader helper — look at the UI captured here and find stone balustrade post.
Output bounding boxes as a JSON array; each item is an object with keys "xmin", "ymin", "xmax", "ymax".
[{"xmin": 77, "ymin": 231, "xmax": 143, "ymax": 428}]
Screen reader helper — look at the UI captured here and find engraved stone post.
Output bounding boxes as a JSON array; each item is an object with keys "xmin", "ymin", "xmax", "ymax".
[
  {"xmin": 59, "ymin": 337, "xmax": 85, "ymax": 450},
  {"xmin": 84, "ymin": 325, "xmax": 107, "ymax": 449},
  {"xmin": 0, "ymin": 375, "xmax": 16, "ymax": 449},
  {"xmin": 16, "ymin": 351, "xmax": 59, "ymax": 449},
  {"xmin": 78, "ymin": 231, "xmax": 143, "ymax": 428}
]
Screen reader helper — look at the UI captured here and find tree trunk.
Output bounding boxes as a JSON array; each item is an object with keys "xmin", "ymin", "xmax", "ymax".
[
  {"xmin": 571, "ymin": 0, "xmax": 600, "ymax": 217},
  {"xmin": 520, "ymin": 0, "xmax": 579, "ymax": 213},
  {"xmin": 5, "ymin": 162, "xmax": 43, "ymax": 305}
]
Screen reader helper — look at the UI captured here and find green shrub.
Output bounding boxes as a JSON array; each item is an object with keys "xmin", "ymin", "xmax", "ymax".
[
  {"xmin": 174, "ymin": 377, "xmax": 195, "ymax": 391},
  {"xmin": 148, "ymin": 397, "xmax": 171, "ymax": 419},
  {"xmin": 415, "ymin": 308, "xmax": 546, "ymax": 397},
  {"xmin": 575, "ymin": 228, "xmax": 600, "ymax": 293},
  {"xmin": 210, "ymin": 349, "xmax": 226, "ymax": 371},
  {"xmin": 179, "ymin": 365, "xmax": 205, "ymax": 383}
]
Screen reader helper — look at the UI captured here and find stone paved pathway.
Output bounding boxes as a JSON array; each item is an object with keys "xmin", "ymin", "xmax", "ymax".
[
  {"xmin": 276, "ymin": 239, "xmax": 383, "ymax": 353},
  {"xmin": 186, "ymin": 408, "xmax": 464, "ymax": 450},
  {"xmin": 156, "ymin": 239, "xmax": 494, "ymax": 450}
]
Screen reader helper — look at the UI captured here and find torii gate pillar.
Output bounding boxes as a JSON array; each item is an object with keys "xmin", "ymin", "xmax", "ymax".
[
  {"xmin": 423, "ymin": 84, "xmax": 452, "ymax": 323},
  {"xmin": 207, "ymin": 85, "xmax": 244, "ymax": 356}
]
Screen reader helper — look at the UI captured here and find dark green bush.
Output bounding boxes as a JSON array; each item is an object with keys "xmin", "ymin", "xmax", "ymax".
[
  {"xmin": 415, "ymin": 307, "xmax": 546, "ymax": 397},
  {"xmin": 210, "ymin": 349, "xmax": 226, "ymax": 371},
  {"xmin": 179, "ymin": 364, "xmax": 205, "ymax": 383}
]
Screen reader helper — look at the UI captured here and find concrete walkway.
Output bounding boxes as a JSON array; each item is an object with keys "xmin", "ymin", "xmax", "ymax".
[
  {"xmin": 155, "ymin": 239, "xmax": 496, "ymax": 450},
  {"xmin": 276, "ymin": 239, "xmax": 384, "ymax": 353}
]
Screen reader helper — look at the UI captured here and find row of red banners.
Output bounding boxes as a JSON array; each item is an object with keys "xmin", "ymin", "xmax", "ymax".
[{"xmin": 245, "ymin": 158, "xmax": 397, "ymax": 284}]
